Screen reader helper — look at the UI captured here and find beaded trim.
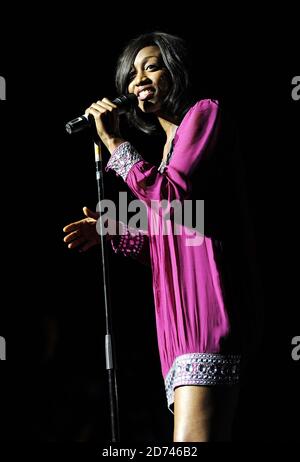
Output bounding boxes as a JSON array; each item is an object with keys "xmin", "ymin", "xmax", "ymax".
[
  {"xmin": 105, "ymin": 142, "xmax": 143, "ymax": 181},
  {"xmin": 111, "ymin": 223, "xmax": 145, "ymax": 258},
  {"xmin": 165, "ymin": 352, "xmax": 241, "ymax": 413}
]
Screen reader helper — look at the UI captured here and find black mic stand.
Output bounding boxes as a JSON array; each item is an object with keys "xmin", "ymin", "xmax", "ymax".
[{"xmin": 94, "ymin": 140, "xmax": 120, "ymax": 443}]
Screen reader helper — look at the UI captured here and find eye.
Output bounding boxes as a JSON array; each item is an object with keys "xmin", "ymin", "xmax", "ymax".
[{"xmin": 146, "ymin": 64, "xmax": 158, "ymax": 71}]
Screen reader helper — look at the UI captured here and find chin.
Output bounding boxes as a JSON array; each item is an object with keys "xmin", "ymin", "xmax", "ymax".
[{"xmin": 138, "ymin": 100, "xmax": 161, "ymax": 113}]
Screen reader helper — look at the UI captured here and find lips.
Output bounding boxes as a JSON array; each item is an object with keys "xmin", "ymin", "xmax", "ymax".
[{"xmin": 137, "ymin": 86, "xmax": 155, "ymax": 101}]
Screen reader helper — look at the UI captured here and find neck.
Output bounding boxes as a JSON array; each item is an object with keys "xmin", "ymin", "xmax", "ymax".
[{"xmin": 157, "ymin": 114, "xmax": 179, "ymax": 141}]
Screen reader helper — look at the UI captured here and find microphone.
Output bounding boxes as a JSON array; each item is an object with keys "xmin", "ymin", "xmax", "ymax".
[{"xmin": 65, "ymin": 94, "xmax": 137, "ymax": 135}]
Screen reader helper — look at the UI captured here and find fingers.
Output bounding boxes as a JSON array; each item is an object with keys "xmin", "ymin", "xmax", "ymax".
[
  {"xmin": 65, "ymin": 235, "xmax": 86, "ymax": 249},
  {"xmin": 63, "ymin": 230, "xmax": 79, "ymax": 244},
  {"xmin": 63, "ymin": 229, "xmax": 85, "ymax": 249},
  {"xmin": 63, "ymin": 215, "xmax": 99, "ymax": 252},
  {"xmin": 94, "ymin": 98, "xmax": 117, "ymax": 110},
  {"xmin": 63, "ymin": 221, "xmax": 81, "ymax": 233},
  {"xmin": 84, "ymin": 97, "xmax": 121, "ymax": 144},
  {"xmin": 85, "ymin": 98, "xmax": 117, "ymax": 116},
  {"xmin": 66, "ymin": 239, "xmax": 79, "ymax": 249},
  {"xmin": 85, "ymin": 107, "xmax": 104, "ymax": 121},
  {"xmin": 83, "ymin": 207, "xmax": 99, "ymax": 220},
  {"xmin": 63, "ymin": 214, "xmax": 97, "ymax": 234},
  {"xmin": 64, "ymin": 233, "xmax": 99, "ymax": 252},
  {"xmin": 101, "ymin": 97, "xmax": 118, "ymax": 109}
]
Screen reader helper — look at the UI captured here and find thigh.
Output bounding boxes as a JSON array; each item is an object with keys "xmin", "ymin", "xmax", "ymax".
[{"xmin": 173, "ymin": 385, "xmax": 240, "ymax": 442}]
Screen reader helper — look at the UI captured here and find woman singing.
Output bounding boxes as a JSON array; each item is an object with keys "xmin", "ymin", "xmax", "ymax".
[{"xmin": 63, "ymin": 31, "xmax": 263, "ymax": 441}]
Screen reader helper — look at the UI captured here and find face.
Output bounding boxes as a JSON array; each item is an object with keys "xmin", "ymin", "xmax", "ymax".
[{"xmin": 128, "ymin": 46, "xmax": 170, "ymax": 114}]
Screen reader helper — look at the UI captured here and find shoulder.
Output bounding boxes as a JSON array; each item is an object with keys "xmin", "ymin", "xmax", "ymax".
[
  {"xmin": 177, "ymin": 99, "xmax": 220, "ymax": 135},
  {"xmin": 188, "ymin": 98, "xmax": 220, "ymax": 116}
]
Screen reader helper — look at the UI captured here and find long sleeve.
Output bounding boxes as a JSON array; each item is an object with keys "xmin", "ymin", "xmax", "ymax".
[{"xmin": 105, "ymin": 99, "xmax": 220, "ymax": 205}]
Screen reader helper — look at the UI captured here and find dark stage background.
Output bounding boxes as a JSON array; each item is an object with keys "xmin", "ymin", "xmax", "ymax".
[{"xmin": 0, "ymin": 9, "xmax": 299, "ymax": 443}]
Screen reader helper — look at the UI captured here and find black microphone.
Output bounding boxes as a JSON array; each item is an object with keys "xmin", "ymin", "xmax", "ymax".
[{"xmin": 65, "ymin": 94, "xmax": 137, "ymax": 135}]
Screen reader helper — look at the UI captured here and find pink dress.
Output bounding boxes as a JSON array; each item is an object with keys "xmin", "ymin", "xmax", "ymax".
[{"xmin": 106, "ymin": 99, "xmax": 241, "ymax": 413}]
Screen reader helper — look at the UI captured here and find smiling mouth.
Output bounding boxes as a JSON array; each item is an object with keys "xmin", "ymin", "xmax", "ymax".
[{"xmin": 138, "ymin": 88, "xmax": 155, "ymax": 101}]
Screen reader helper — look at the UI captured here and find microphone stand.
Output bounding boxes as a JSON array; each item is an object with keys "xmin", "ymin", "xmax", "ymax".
[{"xmin": 94, "ymin": 141, "xmax": 120, "ymax": 443}]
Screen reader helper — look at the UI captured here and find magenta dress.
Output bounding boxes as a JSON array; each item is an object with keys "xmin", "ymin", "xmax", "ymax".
[{"xmin": 106, "ymin": 99, "xmax": 241, "ymax": 413}]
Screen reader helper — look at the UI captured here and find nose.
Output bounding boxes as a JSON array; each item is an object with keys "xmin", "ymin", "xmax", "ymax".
[
  {"xmin": 136, "ymin": 77, "xmax": 152, "ymax": 89},
  {"xmin": 134, "ymin": 69, "xmax": 151, "ymax": 87}
]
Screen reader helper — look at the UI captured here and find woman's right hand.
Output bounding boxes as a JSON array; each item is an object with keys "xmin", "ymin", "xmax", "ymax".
[{"xmin": 84, "ymin": 97, "xmax": 124, "ymax": 153}]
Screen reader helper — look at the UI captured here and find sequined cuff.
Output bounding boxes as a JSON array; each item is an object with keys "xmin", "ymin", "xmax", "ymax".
[
  {"xmin": 165, "ymin": 353, "xmax": 241, "ymax": 414},
  {"xmin": 111, "ymin": 222, "xmax": 145, "ymax": 258},
  {"xmin": 105, "ymin": 142, "xmax": 143, "ymax": 181}
]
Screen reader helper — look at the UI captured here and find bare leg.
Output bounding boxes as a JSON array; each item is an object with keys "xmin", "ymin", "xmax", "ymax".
[{"xmin": 173, "ymin": 385, "xmax": 240, "ymax": 442}]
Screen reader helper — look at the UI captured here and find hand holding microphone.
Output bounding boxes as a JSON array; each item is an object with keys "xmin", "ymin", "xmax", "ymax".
[{"xmin": 65, "ymin": 94, "xmax": 137, "ymax": 152}]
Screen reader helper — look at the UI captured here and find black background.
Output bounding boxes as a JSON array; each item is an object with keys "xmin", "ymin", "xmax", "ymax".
[{"xmin": 0, "ymin": 7, "xmax": 299, "ymax": 443}]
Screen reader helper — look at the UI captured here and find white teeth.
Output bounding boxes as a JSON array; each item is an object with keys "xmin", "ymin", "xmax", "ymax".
[{"xmin": 139, "ymin": 89, "xmax": 154, "ymax": 100}]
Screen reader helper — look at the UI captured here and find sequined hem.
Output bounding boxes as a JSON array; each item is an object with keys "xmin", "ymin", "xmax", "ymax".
[
  {"xmin": 165, "ymin": 352, "xmax": 241, "ymax": 414},
  {"xmin": 105, "ymin": 142, "xmax": 143, "ymax": 181}
]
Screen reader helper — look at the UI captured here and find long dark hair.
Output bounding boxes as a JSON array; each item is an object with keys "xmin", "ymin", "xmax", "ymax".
[{"xmin": 115, "ymin": 31, "xmax": 193, "ymax": 134}]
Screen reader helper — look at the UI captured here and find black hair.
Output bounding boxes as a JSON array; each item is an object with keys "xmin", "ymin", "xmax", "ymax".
[{"xmin": 115, "ymin": 31, "xmax": 194, "ymax": 134}]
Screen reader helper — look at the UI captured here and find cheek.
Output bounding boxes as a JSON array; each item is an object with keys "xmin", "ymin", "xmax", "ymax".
[
  {"xmin": 158, "ymin": 73, "xmax": 170, "ymax": 93},
  {"xmin": 128, "ymin": 82, "xmax": 134, "ymax": 93}
]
